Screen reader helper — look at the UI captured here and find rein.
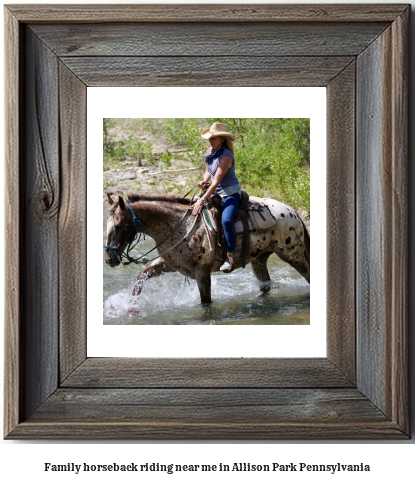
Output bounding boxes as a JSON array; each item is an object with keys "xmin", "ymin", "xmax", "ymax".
[{"xmin": 104, "ymin": 187, "xmax": 201, "ymax": 266}]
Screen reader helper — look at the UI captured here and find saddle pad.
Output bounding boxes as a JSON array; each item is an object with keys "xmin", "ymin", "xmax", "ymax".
[
  {"xmin": 202, "ymin": 197, "xmax": 297, "ymax": 236},
  {"xmin": 248, "ymin": 195, "xmax": 266, "ymax": 207},
  {"xmin": 202, "ymin": 207, "xmax": 216, "ymax": 232}
]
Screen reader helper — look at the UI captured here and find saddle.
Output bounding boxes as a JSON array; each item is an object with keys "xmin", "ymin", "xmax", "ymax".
[{"xmin": 202, "ymin": 193, "xmax": 283, "ymax": 268}]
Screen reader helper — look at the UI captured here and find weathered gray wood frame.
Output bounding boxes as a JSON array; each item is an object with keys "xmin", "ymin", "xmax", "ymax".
[{"xmin": 4, "ymin": 4, "xmax": 409, "ymax": 439}]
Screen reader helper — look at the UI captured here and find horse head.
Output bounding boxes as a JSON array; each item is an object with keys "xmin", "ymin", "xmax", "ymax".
[{"xmin": 104, "ymin": 194, "xmax": 135, "ymax": 267}]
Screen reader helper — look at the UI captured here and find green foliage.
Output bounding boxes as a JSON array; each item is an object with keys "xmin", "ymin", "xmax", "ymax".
[
  {"xmin": 213, "ymin": 118, "xmax": 310, "ymax": 210},
  {"xmin": 159, "ymin": 151, "xmax": 173, "ymax": 167},
  {"xmin": 124, "ymin": 136, "xmax": 153, "ymax": 162},
  {"xmin": 143, "ymin": 118, "xmax": 206, "ymax": 167}
]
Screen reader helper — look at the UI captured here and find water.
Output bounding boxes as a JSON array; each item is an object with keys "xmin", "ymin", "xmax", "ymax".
[{"xmin": 103, "ymin": 205, "xmax": 310, "ymax": 325}]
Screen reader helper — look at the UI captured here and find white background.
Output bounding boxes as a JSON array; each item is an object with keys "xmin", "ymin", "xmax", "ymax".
[
  {"xmin": 1, "ymin": 0, "xmax": 414, "ymax": 486},
  {"xmin": 88, "ymin": 86, "xmax": 326, "ymax": 357}
]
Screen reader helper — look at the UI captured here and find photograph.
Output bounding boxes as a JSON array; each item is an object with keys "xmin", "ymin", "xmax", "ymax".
[{"xmin": 102, "ymin": 118, "xmax": 311, "ymax": 326}]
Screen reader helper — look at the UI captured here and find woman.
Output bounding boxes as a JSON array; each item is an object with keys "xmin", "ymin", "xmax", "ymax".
[{"xmin": 192, "ymin": 121, "xmax": 241, "ymax": 272}]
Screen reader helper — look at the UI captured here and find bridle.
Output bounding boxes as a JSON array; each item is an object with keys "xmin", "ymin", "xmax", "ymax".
[
  {"xmin": 104, "ymin": 186, "xmax": 205, "ymax": 266},
  {"xmin": 103, "ymin": 201, "xmax": 145, "ymax": 264}
]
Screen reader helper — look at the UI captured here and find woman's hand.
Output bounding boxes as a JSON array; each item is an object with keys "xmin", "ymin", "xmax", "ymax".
[
  {"xmin": 191, "ymin": 199, "xmax": 205, "ymax": 216},
  {"xmin": 197, "ymin": 180, "xmax": 208, "ymax": 189}
]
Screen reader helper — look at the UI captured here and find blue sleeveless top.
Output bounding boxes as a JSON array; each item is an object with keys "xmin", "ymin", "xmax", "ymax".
[{"xmin": 206, "ymin": 149, "xmax": 241, "ymax": 195}]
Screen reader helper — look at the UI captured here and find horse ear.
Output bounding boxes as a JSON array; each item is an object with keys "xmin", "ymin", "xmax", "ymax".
[
  {"xmin": 107, "ymin": 193, "xmax": 114, "ymax": 205},
  {"xmin": 118, "ymin": 196, "xmax": 126, "ymax": 210}
]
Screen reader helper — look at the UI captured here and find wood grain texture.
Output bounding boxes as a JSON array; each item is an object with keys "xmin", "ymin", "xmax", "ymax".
[
  {"xmin": 356, "ymin": 13, "xmax": 409, "ymax": 429},
  {"xmin": 7, "ymin": 422, "xmax": 406, "ymax": 440},
  {"xmin": 357, "ymin": 31, "xmax": 391, "ymax": 416},
  {"xmin": 32, "ymin": 388, "xmax": 386, "ymax": 423},
  {"xmin": 4, "ymin": 6, "xmax": 21, "ymax": 438},
  {"xmin": 31, "ymin": 22, "xmax": 388, "ymax": 57},
  {"xmin": 61, "ymin": 56, "xmax": 354, "ymax": 87},
  {"xmin": 326, "ymin": 62, "xmax": 356, "ymax": 383},
  {"xmin": 21, "ymin": 28, "xmax": 60, "ymax": 420},
  {"xmin": 356, "ymin": 27, "xmax": 399, "ymax": 418},
  {"xmin": 58, "ymin": 63, "xmax": 87, "ymax": 381},
  {"xmin": 389, "ymin": 8, "xmax": 409, "ymax": 432},
  {"xmin": 6, "ymin": 4, "xmax": 409, "ymax": 23},
  {"xmin": 62, "ymin": 358, "xmax": 352, "ymax": 388}
]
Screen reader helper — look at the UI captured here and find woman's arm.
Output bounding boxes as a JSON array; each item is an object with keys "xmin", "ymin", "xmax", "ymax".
[{"xmin": 198, "ymin": 168, "xmax": 211, "ymax": 188}]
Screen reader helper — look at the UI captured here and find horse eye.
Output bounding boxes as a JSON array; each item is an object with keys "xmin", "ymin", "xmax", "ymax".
[{"xmin": 115, "ymin": 224, "xmax": 122, "ymax": 231}]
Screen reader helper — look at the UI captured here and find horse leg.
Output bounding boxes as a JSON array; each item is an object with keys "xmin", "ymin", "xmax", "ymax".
[
  {"xmin": 251, "ymin": 251, "xmax": 273, "ymax": 294},
  {"xmin": 273, "ymin": 240, "xmax": 310, "ymax": 284},
  {"xmin": 291, "ymin": 261, "xmax": 310, "ymax": 284},
  {"xmin": 132, "ymin": 256, "xmax": 175, "ymax": 296},
  {"xmin": 195, "ymin": 269, "xmax": 212, "ymax": 304}
]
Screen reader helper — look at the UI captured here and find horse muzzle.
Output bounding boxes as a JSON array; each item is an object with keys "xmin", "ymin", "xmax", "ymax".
[{"xmin": 104, "ymin": 249, "xmax": 122, "ymax": 267}]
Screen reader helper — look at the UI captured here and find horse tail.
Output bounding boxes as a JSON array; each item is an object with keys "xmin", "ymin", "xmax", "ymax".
[{"xmin": 298, "ymin": 215, "xmax": 310, "ymax": 268}]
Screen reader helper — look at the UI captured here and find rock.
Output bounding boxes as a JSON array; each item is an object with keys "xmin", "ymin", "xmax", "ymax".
[
  {"xmin": 140, "ymin": 184, "xmax": 153, "ymax": 191},
  {"xmin": 171, "ymin": 188, "xmax": 180, "ymax": 195},
  {"xmin": 178, "ymin": 180, "xmax": 187, "ymax": 186},
  {"xmin": 119, "ymin": 173, "xmax": 136, "ymax": 181}
]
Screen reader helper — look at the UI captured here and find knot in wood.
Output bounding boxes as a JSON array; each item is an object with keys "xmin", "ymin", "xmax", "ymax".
[{"xmin": 35, "ymin": 188, "xmax": 59, "ymax": 220}]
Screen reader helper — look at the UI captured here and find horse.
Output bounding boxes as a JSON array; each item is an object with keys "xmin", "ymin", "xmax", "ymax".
[{"xmin": 104, "ymin": 192, "xmax": 310, "ymax": 304}]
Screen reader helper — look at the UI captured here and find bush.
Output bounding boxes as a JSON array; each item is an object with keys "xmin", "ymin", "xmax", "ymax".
[{"xmin": 124, "ymin": 136, "xmax": 153, "ymax": 162}]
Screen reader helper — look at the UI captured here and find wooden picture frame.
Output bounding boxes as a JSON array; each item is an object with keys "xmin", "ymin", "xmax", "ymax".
[{"xmin": 4, "ymin": 4, "xmax": 409, "ymax": 439}]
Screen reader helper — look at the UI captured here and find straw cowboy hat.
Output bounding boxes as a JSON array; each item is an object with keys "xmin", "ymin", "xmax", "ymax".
[{"xmin": 201, "ymin": 121, "xmax": 236, "ymax": 141}]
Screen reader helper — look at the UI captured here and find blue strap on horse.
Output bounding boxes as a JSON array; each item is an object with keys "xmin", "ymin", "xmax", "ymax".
[{"xmin": 103, "ymin": 201, "xmax": 145, "ymax": 264}]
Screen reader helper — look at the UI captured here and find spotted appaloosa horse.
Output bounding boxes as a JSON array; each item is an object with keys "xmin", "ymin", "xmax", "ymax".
[{"xmin": 104, "ymin": 192, "xmax": 310, "ymax": 304}]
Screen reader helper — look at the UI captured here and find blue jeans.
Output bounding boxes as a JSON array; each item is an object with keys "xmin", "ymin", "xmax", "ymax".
[{"xmin": 221, "ymin": 193, "xmax": 240, "ymax": 253}]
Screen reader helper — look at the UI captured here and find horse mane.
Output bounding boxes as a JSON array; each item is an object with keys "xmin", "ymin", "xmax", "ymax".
[
  {"xmin": 108, "ymin": 192, "xmax": 192, "ymax": 215},
  {"xmin": 126, "ymin": 192, "xmax": 192, "ymax": 206}
]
